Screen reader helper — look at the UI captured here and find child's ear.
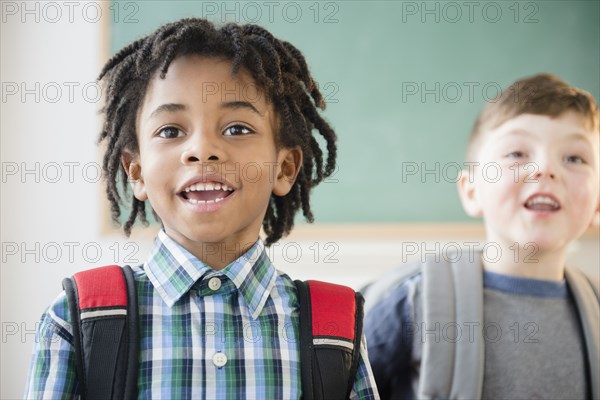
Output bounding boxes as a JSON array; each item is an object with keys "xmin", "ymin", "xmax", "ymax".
[
  {"xmin": 121, "ymin": 150, "xmax": 148, "ymax": 201},
  {"xmin": 457, "ymin": 169, "xmax": 483, "ymax": 217},
  {"xmin": 273, "ymin": 147, "xmax": 303, "ymax": 196}
]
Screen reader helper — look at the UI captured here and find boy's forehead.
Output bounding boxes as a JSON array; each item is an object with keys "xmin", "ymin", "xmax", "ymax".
[
  {"xmin": 154, "ymin": 55, "xmax": 258, "ymax": 91},
  {"xmin": 486, "ymin": 111, "xmax": 597, "ymax": 142},
  {"xmin": 141, "ymin": 55, "xmax": 271, "ymax": 114},
  {"xmin": 469, "ymin": 111, "xmax": 598, "ymax": 161}
]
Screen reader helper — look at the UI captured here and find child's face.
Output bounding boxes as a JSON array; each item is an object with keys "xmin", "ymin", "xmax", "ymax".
[
  {"xmin": 459, "ymin": 111, "xmax": 600, "ymax": 252},
  {"xmin": 124, "ymin": 55, "xmax": 301, "ymax": 256}
]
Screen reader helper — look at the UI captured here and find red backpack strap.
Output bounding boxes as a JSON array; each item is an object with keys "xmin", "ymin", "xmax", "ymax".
[
  {"xmin": 62, "ymin": 265, "xmax": 138, "ymax": 400},
  {"xmin": 295, "ymin": 280, "xmax": 364, "ymax": 400}
]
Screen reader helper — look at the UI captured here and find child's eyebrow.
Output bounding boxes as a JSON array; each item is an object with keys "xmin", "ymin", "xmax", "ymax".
[
  {"xmin": 149, "ymin": 103, "xmax": 186, "ymax": 118},
  {"xmin": 501, "ymin": 129, "xmax": 595, "ymax": 144},
  {"xmin": 566, "ymin": 132, "xmax": 597, "ymax": 145},
  {"xmin": 221, "ymin": 101, "xmax": 264, "ymax": 117},
  {"xmin": 148, "ymin": 101, "xmax": 264, "ymax": 119}
]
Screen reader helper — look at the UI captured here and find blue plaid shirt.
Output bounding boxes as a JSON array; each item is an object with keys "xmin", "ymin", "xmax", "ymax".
[{"xmin": 25, "ymin": 230, "xmax": 379, "ymax": 399}]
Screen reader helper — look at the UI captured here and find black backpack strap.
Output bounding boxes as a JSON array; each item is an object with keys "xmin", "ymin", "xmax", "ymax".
[
  {"xmin": 295, "ymin": 280, "xmax": 364, "ymax": 400},
  {"xmin": 62, "ymin": 265, "xmax": 138, "ymax": 400}
]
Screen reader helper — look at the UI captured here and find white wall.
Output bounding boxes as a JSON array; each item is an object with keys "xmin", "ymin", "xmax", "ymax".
[
  {"xmin": 2, "ymin": 3, "xmax": 108, "ymax": 397},
  {"xmin": 1, "ymin": 4, "xmax": 599, "ymax": 399}
]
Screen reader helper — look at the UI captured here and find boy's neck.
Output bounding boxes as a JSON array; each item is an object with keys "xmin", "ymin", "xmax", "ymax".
[
  {"xmin": 194, "ymin": 242, "xmax": 256, "ymax": 270},
  {"xmin": 482, "ymin": 241, "xmax": 567, "ymax": 282},
  {"xmin": 164, "ymin": 230, "xmax": 259, "ymax": 270}
]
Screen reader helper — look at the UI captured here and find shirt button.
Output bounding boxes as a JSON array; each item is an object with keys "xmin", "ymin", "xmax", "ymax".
[
  {"xmin": 212, "ymin": 352, "xmax": 227, "ymax": 367},
  {"xmin": 208, "ymin": 277, "xmax": 222, "ymax": 291}
]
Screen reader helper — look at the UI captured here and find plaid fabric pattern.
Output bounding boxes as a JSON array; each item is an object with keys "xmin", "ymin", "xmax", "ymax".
[{"xmin": 25, "ymin": 230, "xmax": 379, "ymax": 399}]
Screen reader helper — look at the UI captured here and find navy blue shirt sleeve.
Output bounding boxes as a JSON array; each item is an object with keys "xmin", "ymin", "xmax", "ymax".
[{"xmin": 364, "ymin": 281, "xmax": 416, "ymax": 400}]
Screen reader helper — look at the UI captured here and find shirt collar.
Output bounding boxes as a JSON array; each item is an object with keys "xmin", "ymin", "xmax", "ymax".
[{"xmin": 145, "ymin": 230, "xmax": 277, "ymax": 319}]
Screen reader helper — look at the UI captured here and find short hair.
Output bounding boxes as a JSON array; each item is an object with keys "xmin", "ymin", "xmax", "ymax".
[
  {"xmin": 97, "ymin": 18, "xmax": 337, "ymax": 245},
  {"xmin": 466, "ymin": 73, "xmax": 599, "ymax": 161}
]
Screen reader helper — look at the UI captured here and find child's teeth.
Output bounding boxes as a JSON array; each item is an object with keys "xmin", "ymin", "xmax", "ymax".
[
  {"xmin": 528, "ymin": 196, "xmax": 557, "ymax": 206},
  {"xmin": 526, "ymin": 195, "xmax": 559, "ymax": 209},
  {"xmin": 186, "ymin": 197, "xmax": 226, "ymax": 204},
  {"xmin": 185, "ymin": 182, "xmax": 235, "ymax": 192}
]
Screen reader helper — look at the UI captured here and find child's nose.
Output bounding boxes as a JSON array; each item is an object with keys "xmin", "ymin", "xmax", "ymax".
[
  {"xmin": 180, "ymin": 134, "xmax": 224, "ymax": 165},
  {"xmin": 532, "ymin": 158, "xmax": 557, "ymax": 180}
]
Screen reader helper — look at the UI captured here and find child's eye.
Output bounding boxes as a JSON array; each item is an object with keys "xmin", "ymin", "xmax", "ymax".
[
  {"xmin": 505, "ymin": 151, "xmax": 526, "ymax": 158},
  {"xmin": 157, "ymin": 126, "xmax": 184, "ymax": 139},
  {"xmin": 224, "ymin": 125, "xmax": 254, "ymax": 136},
  {"xmin": 565, "ymin": 155, "xmax": 586, "ymax": 164}
]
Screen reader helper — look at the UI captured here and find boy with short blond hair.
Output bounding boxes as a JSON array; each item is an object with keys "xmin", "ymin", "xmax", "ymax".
[{"xmin": 364, "ymin": 73, "xmax": 599, "ymax": 400}]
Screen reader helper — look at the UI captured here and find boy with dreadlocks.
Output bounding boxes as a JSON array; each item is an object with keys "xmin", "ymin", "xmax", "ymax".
[{"xmin": 25, "ymin": 18, "xmax": 379, "ymax": 399}]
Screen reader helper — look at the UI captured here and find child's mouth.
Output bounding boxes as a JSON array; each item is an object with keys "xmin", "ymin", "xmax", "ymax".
[
  {"xmin": 179, "ymin": 182, "xmax": 234, "ymax": 204},
  {"xmin": 523, "ymin": 194, "xmax": 561, "ymax": 212}
]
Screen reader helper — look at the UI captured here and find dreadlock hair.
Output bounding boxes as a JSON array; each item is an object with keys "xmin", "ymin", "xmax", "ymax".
[{"xmin": 98, "ymin": 18, "xmax": 337, "ymax": 245}]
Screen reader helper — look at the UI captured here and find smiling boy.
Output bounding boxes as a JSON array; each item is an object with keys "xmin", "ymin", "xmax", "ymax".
[
  {"xmin": 25, "ymin": 19, "xmax": 379, "ymax": 399},
  {"xmin": 125, "ymin": 55, "xmax": 297, "ymax": 269},
  {"xmin": 461, "ymin": 103, "xmax": 599, "ymax": 282},
  {"xmin": 364, "ymin": 73, "xmax": 599, "ymax": 400}
]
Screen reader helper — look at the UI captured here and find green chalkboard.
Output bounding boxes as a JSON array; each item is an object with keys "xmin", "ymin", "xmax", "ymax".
[{"xmin": 109, "ymin": 0, "xmax": 599, "ymax": 223}]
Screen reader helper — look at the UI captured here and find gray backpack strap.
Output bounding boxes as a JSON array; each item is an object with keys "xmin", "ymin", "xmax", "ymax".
[
  {"xmin": 448, "ymin": 255, "xmax": 485, "ymax": 399},
  {"xmin": 564, "ymin": 267, "xmax": 599, "ymax": 399},
  {"xmin": 418, "ymin": 253, "xmax": 485, "ymax": 400}
]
